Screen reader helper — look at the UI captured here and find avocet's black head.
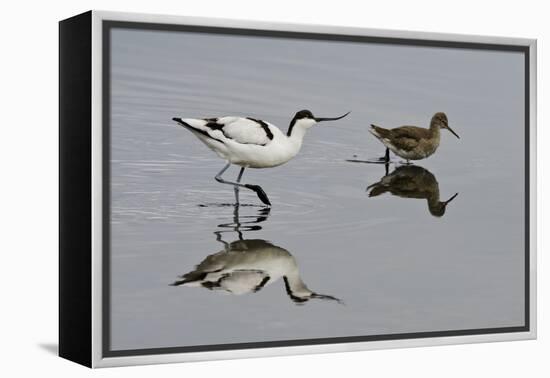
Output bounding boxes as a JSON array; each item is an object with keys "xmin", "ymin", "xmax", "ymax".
[
  {"xmin": 287, "ymin": 109, "xmax": 350, "ymax": 136},
  {"xmin": 294, "ymin": 109, "xmax": 315, "ymax": 120}
]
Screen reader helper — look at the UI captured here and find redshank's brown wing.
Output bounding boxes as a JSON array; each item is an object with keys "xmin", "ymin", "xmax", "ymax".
[
  {"xmin": 370, "ymin": 124, "xmax": 392, "ymax": 139},
  {"xmin": 387, "ymin": 126, "xmax": 431, "ymax": 151}
]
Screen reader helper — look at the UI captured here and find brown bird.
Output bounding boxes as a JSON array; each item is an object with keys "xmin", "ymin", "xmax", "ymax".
[
  {"xmin": 369, "ymin": 112, "xmax": 460, "ymax": 163},
  {"xmin": 367, "ymin": 165, "xmax": 458, "ymax": 217}
]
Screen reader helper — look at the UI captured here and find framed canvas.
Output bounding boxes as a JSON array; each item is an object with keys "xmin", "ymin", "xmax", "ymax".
[{"xmin": 59, "ymin": 10, "xmax": 537, "ymax": 368}]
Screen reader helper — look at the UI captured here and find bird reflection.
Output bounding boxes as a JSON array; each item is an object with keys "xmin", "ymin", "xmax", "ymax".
[
  {"xmin": 367, "ymin": 165, "xmax": 458, "ymax": 217},
  {"xmin": 172, "ymin": 204, "xmax": 342, "ymax": 304}
]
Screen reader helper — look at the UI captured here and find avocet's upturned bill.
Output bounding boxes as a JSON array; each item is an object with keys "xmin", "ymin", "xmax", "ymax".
[{"xmin": 172, "ymin": 110, "xmax": 350, "ymax": 206}]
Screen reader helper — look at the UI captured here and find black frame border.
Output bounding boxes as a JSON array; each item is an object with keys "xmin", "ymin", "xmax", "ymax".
[
  {"xmin": 59, "ymin": 11, "xmax": 93, "ymax": 367},
  {"xmin": 101, "ymin": 20, "xmax": 531, "ymax": 358}
]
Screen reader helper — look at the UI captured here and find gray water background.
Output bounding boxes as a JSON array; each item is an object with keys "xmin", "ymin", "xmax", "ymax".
[{"xmin": 109, "ymin": 28, "xmax": 526, "ymax": 351}]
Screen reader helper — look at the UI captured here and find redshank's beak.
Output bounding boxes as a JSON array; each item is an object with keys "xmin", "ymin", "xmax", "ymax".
[
  {"xmin": 444, "ymin": 192, "xmax": 459, "ymax": 205},
  {"xmin": 447, "ymin": 125, "xmax": 460, "ymax": 139},
  {"xmin": 315, "ymin": 111, "xmax": 350, "ymax": 123}
]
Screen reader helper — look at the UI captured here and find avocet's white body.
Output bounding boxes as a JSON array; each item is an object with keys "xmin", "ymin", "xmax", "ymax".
[
  {"xmin": 174, "ymin": 116, "xmax": 317, "ymax": 168},
  {"xmin": 172, "ymin": 110, "xmax": 349, "ymax": 205}
]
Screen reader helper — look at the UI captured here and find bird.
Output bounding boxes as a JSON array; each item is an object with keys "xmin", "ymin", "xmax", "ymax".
[
  {"xmin": 171, "ymin": 238, "xmax": 342, "ymax": 304},
  {"xmin": 172, "ymin": 110, "xmax": 350, "ymax": 206},
  {"xmin": 367, "ymin": 165, "xmax": 458, "ymax": 217},
  {"xmin": 369, "ymin": 112, "xmax": 460, "ymax": 164}
]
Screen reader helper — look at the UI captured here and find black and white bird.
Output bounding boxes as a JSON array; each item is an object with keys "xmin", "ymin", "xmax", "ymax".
[
  {"xmin": 171, "ymin": 238, "xmax": 342, "ymax": 304},
  {"xmin": 172, "ymin": 110, "xmax": 350, "ymax": 206}
]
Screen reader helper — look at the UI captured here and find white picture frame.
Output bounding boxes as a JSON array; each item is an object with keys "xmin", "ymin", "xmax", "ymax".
[{"xmin": 59, "ymin": 10, "xmax": 537, "ymax": 368}]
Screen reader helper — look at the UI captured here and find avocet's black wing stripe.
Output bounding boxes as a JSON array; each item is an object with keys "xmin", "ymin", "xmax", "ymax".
[
  {"xmin": 210, "ymin": 117, "xmax": 272, "ymax": 146},
  {"xmin": 174, "ymin": 116, "xmax": 273, "ymax": 146},
  {"xmin": 246, "ymin": 117, "xmax": 274, "ymax": 140},
  {"xmin": 172, "ymin": 118, "xmax": 225, "ymax": 144},
  {"xmin": 253, "ymin": 276, "xmax": 271, "ymax": 292},
  {"xmin": 203, "ymin": 120, "xmax": 266, "ymax": 145},
  {"xmin": 205, "ymin": 121, "xmax": 224, "ymax": 131}
]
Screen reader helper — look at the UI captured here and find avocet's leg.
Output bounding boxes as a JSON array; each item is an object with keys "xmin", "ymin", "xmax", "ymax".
[
  {"xmin": 215, "ymin": 163, "xmax": 271, "ymax": 206},
  {"xmin": 232, "ymin": 201, "xmax": 244, "ymax": 240},
  {"xmin": 234, "ymin": 167, "xmax": 245, "ymax": 206},
  {"xmin": 215, "ymin": 162, "xmax": 232, "ymax": 180},
  {"xmin": 237, "ymin": 167, "xmax": 245, "ymax": 182}
]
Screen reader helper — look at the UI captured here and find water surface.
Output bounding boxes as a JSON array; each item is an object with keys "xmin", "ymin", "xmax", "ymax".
[{"xmin": 109, "ymin": 28, "xmax": 526, "ymax": 351}]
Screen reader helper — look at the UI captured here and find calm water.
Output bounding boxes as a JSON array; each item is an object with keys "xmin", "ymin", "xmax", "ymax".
[{"xmin": 109, "ymin": 29, "xmax": 526, "ymax": 351}]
